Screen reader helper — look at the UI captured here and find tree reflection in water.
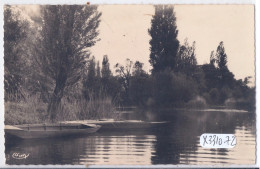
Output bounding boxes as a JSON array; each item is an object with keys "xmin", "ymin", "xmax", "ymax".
[{"xmin": 5, "ymin": 109, "xmax": 255, "ymax": 165}]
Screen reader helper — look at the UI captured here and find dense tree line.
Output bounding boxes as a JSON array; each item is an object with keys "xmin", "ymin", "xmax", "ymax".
[
  {"xmin": 111, "ymin": 5, "xmax": 254, "ymax": 110},
  {"xmin": 82, "ymin": 55, "xmax": 121, "ymax": 102},
  {"xmin": 4, "ymin": 5, "xmax": 255, "ymax": 123}
]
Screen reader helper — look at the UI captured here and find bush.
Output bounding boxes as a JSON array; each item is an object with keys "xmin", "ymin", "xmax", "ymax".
[
  {"xmin": 186, "ymin": 96, "xmax": 207, "ymax": 108},
  {"xmin": 152, "ymin": 70, "xmax": 199, "ymax": 106},
  {"xmin": 209, "ymin": 88, "xmax": 220, "ymax": 105},
  {"xmin": 129, "ymin": 74, "xmax": 152, "ymax": 106},
  {"xmin": 219, "ymin": 86, "xmax": 233, "ymax": 104},
  {"xmin": 224, "ymin": 98, "xmax": 236, "ymax": 108}
]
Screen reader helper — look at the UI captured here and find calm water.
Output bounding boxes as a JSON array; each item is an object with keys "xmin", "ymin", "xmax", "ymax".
[{"xmin": 5, "ymin": 109, "xmax": 256, "ymax": 165}]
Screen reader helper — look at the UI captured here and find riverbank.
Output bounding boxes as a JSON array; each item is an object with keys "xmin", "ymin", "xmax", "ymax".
[
  {"xmin": 5, "ymin": 96, "xmax": 119, "ymax": 125},
  {"xmin": 5, "ymin": 93, "xmax": 254, "ymax": 125}
]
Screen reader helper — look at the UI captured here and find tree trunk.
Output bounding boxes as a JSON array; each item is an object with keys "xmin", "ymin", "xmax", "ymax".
[{"xmin": 47, "ymin": 72, "xmax": 67, "ymax": 122}]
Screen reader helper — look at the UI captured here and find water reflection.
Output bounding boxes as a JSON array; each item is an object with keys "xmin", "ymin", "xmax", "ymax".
[
  {"xmin": 5, "ymin": 109, "xmax": 255, "ymax": 165},
  {"xmin": 180, "ymin": 126, "xmax": 255, "ymax": 164},
  {"xmin": 6, "ymin": 133, "xmax": 156, "ymax": 165},
  {"xmin": 80, "ymin": 135, "xmax": 156, "ymax": 165}
]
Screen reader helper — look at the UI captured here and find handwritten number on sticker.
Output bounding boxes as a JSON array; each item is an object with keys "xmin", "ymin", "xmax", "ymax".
[
  {"xmin": 224, "ymin": 136, "xmax": 230, "ymax": 145},
  {"xmin": 231, "ymin": 136, "xmax": 236, "ymax": 146},
  {"xmin": 200, "ymin": 134, "xmax": 236, "ymax": 148},
  {"xmin": 219, "ymin": 138, "xmax": 222, "ymax": 145},
  {"xmin": 209, "ymin": 136, "xmax": 212, "ymax": 145},
  {"xmin": 203, "ymin": 135, "xmax": 208, "ymax": 146}
]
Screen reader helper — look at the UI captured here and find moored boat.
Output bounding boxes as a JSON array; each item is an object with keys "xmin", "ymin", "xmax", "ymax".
[
  {"xmin": 64, "ymin": 119, "xmax": 168, "ymax": 131},
  {"xmin": 5, "ymin": 123, "xmax": 101, "ymax": 139}
]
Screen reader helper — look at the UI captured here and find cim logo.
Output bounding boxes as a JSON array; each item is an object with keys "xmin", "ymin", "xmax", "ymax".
[{"xmin": 12, "ymin": 152, "xmax": 29, "ymax": 160}]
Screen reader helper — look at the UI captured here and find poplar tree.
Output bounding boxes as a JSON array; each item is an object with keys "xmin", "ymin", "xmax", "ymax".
[
  {"xmin": 148, "ymin": 5, "xmax": 179, "ymax": 73},
  {"xmin": 216, "ymin": 41, "xmax": 227, "ymax": 70},
  {"xmin": 101, "ymin": 55, "xmax": 111, "ymax": 79}
]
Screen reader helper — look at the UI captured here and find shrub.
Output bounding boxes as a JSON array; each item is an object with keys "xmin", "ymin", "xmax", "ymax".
[
  {"xmin": 219, "ymin": 86, "xmax": 233, "ymax": 104},
  {"xmin": 224, "ymin": 98, "xmax": 236, "ymax": 108},
  {"xmin": 152, "ymin": 70, "xmax": 199, "ymax": 106},
  {"xmin": 186, "ymin": 96, "xmax": 207, "ymax": 108},
  {"xmin": 209, "ymin": 88, "xmax": 220, "ymax": 105}
]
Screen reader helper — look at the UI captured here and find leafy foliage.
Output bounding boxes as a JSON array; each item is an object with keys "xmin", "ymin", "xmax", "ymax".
[
  {"xmin": 35, "ymin": 5, "xmax": 101, "ymax": 120},
  {"xmin": 176, "ymin": 38, "xmax": 197, "ymax": 75},
  {"xmin": 148, "ymin": 5, "xmax": 179, "ymax": 73},
  {"xmin": 153, "ymin": 70, "xmax": 198, "ymax": 106},
  {"xmin": 4, "ymin": 6, "xmax": 29, "ymax": 97},
  {"xmin": 115, "ymin": 59, "xmax": 134, "ymax": 105},
  {"xmin": 101, "ymin": 55, "xmax": 111, "ymax": 79},
  {"xmin": 129, "ymin": 62, "xmax": 152, "ymax": 106},
  {"xmin": 216, "ymin": 41, "xmax": 227, "ymax": 70},
  {"xmin": 83, "ymin": 57, "xmax": 101, "ymax": 100}
]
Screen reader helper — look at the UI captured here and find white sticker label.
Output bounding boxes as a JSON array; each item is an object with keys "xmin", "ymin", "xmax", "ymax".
[{"xmin": 200, "ymin": 133, "xmax": 236, "ymax": 148}]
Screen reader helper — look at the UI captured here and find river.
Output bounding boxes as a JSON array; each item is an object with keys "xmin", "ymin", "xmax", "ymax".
[{"xmin": 5, "ymin": 108, "xmax": 256, "ymax": 165}]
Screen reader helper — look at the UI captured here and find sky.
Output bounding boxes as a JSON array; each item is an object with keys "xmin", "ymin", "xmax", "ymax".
[{"xmin": 90, "ymin": 5, "xmax": 255, "ymax": 85}]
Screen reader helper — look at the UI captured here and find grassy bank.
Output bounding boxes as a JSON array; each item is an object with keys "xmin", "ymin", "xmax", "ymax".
[
  {"xmin": 5, "ymin": 94, "xmax": 119, "ymax": 125},
  {"xmin": 5, "ymin": 94, "xmax": 47, "ymax": 125},
  {"xmin": 55, "ymin": 96, "xmax": 120, "ymax": 122}
]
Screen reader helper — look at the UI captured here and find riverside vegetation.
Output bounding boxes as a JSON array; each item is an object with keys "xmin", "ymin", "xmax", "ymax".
[{"xmin": 4, "ymin": 5, "xmax": 255, "ymax": 125}]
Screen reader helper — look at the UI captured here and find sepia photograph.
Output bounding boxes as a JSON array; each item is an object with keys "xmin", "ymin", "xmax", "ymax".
[{"xmin": 3, "ymin": 4, "xmax": 255, "ymax": 165}]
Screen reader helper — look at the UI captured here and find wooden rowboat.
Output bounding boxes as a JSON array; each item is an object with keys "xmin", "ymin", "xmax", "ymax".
[
  {"xmin": 64, "ymin": 119, "xmax": 168, "ymax": 131},
  {"xmin": 5, "ymin": 123, "xmax": 101, "ymax": 139}
]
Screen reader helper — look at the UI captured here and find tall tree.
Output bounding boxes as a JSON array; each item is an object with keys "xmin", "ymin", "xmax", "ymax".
[
  {"xmin": 4, "ymin": 6, "xmax": 28, "ymax": 97},
  {"xmin": 83, "ymin": 57, "xmax": 100, "ymax": 100},
  {"xmin": 215, "ymin": 41, "xmax": 234, "ymax": 87},
  {"xmin": 148, "ymin": 5, "xmax": 179, "ymax": 73},
  {"xmin": 216, "ymin": 41, "xmax": 227, "ymax": 70},
  {"xmin": 132, "ymin": 61, "xmax": 146, "ymax": 76},
  {"xmin": 130, "ymin": 61, "xmax": 151, "ymax": 105},
  {"xmin": 210, "ymin": 51, "xmax": 215, "ymax": 66},
  {"xmin": 101, "ymin": 55, "xmax": 111, "ymax": 79},
  {"xmin": 176, "ymin": 38, "xmax": 197, "ymax": 75},
  {"xmin": 96, "ymin": 61, "xmax": 101, "ymax": 78},
  {"xmin": 35, "ymin": 5, "xmax": 101, "ymax": 121},
  {"xmin": 99, "ymin": 55, "xmax": 120, "ymax": 101},
  {"xmin": 115, "ymin": 59, "xmax": 133, "ymax": 104},
  {"xmin": 100, "ymin": 55, "xmax": 111, "ymax": 94}
]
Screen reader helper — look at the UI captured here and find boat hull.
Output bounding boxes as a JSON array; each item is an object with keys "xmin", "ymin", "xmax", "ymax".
[
  {"xmin": 5, "ymin": 124, "xmax": 101, "ymax": 139},
  {"xmin": 65, "ymin": 120, "xmax": 168, "ymax": 131}
]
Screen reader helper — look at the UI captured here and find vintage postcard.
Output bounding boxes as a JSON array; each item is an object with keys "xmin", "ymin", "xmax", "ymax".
[{"xmin": 1, "ymin": 3, "xmax": 256, "ymax": 166}]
